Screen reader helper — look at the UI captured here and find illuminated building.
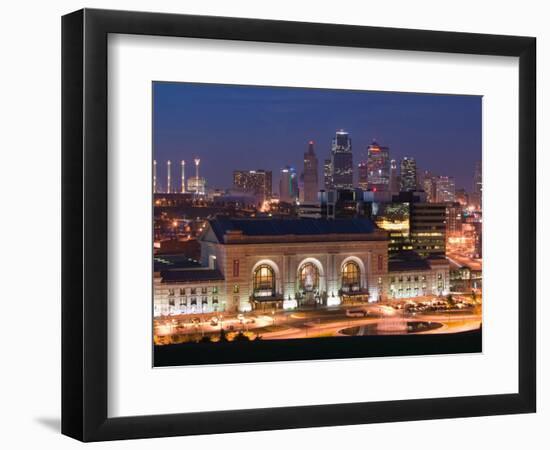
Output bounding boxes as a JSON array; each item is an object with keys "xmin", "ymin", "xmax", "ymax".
[
  {"xmin": 388, "ymin": 255, "xmax": 450, "ymax": 299},
  {"xmin": 400, "ymin": 157, "xmax": 417, "ymax": 191},
  {"xmin": 180, "ymin": 160, "xmax": 186, "ymax": 193},
  {"xmin": 330, "ymin": 130, "xmax": 353, "ymax": 189},
  {"xmin": 187, "ymin": 158, "xmax": 206, "ymax": 194},
  {"xmin": 166, "ymin": 160, "xmax": 172, "ymax": 194},
  {"xmin": 389, "ymin": 159, "xmax": 400, "ymax": 193},
  {"xmin": 153, "ymin": 217, "xmax": 450, "ymax": 316},
  {"xmin": 422, "ymin": 171, "xmax": 437, "ymax": 202},
  {"xmin": 323, "ymin": 158, "xmax": 333, "ymax": 190},
  {"xmin": 445, "ymin": 202, "xmax": 463, "ymax": 236},
  {"xmin": 455, "ymin": 188, "xmax": 468, "ymax": 206},
  {"xmin": 302, "ymin": 141, "xmax": 319, "ymax": 203},
  {"xmin": 435, "ymin": 176, "xmax": 456, "ymax": 203},
  {"xmin": 409, "ymin": 202, "xmax": 447, "ymax": 258},
  {"xmin": 279, "ymin": 166, "xmax": 298, "ymax": 203},
  {"xmin": 154, "ymin": 217, "xmax": 389, "ymax": 315},
  {"xmin": 365, "ymin": 140, "xmax": 390, "ymax": 191},
  {"xmin": 469, "ymin": 161, "xmax": 482, "ymax": 209},
  {"xmin": 357, "ymin": 162, "xmax": 368, "ymax": 190},
  {"xmin": 372, "ymin": 202, "xmax": 411, "ymax": 255},
  {"xmin": 233, "ymin": 169, "xmax": 272, "ymax": 203},
  {"xmin": 153, "ymin": 160, "xmax": 158, "ymax": 194}
]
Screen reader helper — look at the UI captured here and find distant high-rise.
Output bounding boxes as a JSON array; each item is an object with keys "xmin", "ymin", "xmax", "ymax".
[
  {"xmin": 166, "ymin": 160, "xmax": 172, "ymax": 194},
  {"xmin": 389, "ymin": 159, "xmax": 400, "ymax": 193},
  {"xmin": 279, "ymin": 166, "xmax": 299, "ymax": 203},
  {"xmin": 357, "ymin": 162, "xmax": 368, "ymax": 190},
  {"xmin": 233, "ymin": 169, "xmax": 272, "ymax": 202},
  {"xmin": 365, "ymin": 140, "xmax": 390, "ymax": 191},
  {"xmin": 400, "ymin": 157, "xmax": 417, "ymax": 192},
  {"xmin": 422, "ymin": 171, "xmax": 437, "ymax": 202},
  {"xmin": 323, "ymin": 159, "xmax": 333, "ymax": 190},
  {"xmin": 330, "ymin": 130, "xmax": 353, "ymax": 189},
  {"xmin": 473, "ymin": 160, "xmax": 482, "ymax": 207},
  {"xmin": 153, "ymin": 160, "xmax": 158, "ymax": 194},
  {"xmin": 180, "ymin": 160, "xmax": 186, "ymax": 193},
  {"xmin": 435, "ymin": 176, "xmax": 456, "ymax": 203},
  {"xmin": 302, "ymin": 141, "xmax": 319, "ymax": 203}
]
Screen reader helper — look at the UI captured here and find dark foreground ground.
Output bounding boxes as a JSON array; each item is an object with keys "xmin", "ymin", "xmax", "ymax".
[{"xmin": 154, "ymin": 328, "xmax": 482, "ymax": 367}]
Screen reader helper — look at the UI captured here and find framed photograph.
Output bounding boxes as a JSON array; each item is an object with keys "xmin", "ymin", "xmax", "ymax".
[{"xmin": 62, "ymin": 8, "xmax": 536, "ymax": 442}]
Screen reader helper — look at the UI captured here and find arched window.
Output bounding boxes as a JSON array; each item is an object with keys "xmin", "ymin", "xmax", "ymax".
[
  {"xmin": 299, "ymin": 263, "xmax": 319, "ymax": 293},
  {"xmin": 342, "ymin": 261, "xmax": 360, "ymax": 292},
  {"xmin": 253, "ymin": 265, "xmax": 275, "ymax": 297}
]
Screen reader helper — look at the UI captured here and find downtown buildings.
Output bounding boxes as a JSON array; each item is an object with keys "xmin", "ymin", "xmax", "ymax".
[
  {"xmin": 233, "ymin": 169, "xmax": 273, "ymax": 203},
  {"xmin": 325, "ymin": 130, "xmax": 353, "ymax": 189},
  {"xmin": 302, "ymin": 141, "xmax": 319, "ymax": 203},
  {"xmin": 154, "ymin": 217, "xmax": 450, "ymax": 316}
]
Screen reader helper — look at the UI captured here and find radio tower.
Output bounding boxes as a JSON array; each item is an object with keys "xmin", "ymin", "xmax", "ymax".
[
  {"xmin": 166, "ymin": 160, "xmax": 171, "ymax": 193},
  {"xmin": 153, "ymin": 160, "xmax": 157, "ymax": 193},
  {"xmin": 181, "ymin": 160, "xmax": 186, "ymax": 193}
]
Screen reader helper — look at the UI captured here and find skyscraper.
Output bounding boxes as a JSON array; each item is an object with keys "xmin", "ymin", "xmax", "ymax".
[
  {"xmin": 279, "ymin": 166, "xmax": 299, "ymax": 203},
  {"xmin": 153, "ymin": 160, "xmax": 158, "ymax": 194},
  {"xmin": 365, "ymin": 140, "xmax": 390, "ymax": 191},
  {"xmin": 166, "ymin": 160, "xmax": 172, "ymax": 194},
  {"xmin": 302, "ymin": 141, "xmax": 319, "ymax": 203},
  {"xmin": 422, "ymin": 171, "xmax": 437, "ymax": 202},
  {"xmin": 400, "ymin": 157, "xmax": 417, "ymax": 192},
  {"xmin": 435, "ymin": 176, "xmax": 456, "ymax": 203},
  {"xmin": 473, "ymin": 160, "xmax": 482, "ymax": 208},
  {"xmin": 233, "ymin": 169, "xmax": 273, "ymax": 202},
  {"xmin": 357, "ymin": 162, "xmax": 368, "ymax": 190},
  {"xmin": 180, "ymin": 160, "xmax": 186, "ymax": 193},
  {"xmin": 323, "ymin": 159, "xmax": 333, "ymax": 190},
  {"xmin": 330, "ymin": 130, "xmax": 353, "ymax": 189},
  {"xmin": 389, "ymin": 159, "xmax": 400, "ymax": 193}
]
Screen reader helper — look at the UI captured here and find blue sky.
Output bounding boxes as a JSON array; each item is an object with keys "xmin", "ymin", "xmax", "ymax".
[{"xmin": 153, "ymin": 82, "xmax": 481, "ymax": 192}]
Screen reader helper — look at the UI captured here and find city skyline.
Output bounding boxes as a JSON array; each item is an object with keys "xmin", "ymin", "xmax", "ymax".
[{"xmin": 153, "ymin": 82, "xmax": 482, "ymax": 193}]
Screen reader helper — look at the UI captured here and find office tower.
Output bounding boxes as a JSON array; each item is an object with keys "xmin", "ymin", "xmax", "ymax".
[
  {"xmin": 435, "ymin": 176, "xmax": 456, "ymax": 203},
  {"xmin": 323, "ymin": 159, "xmax": 333, "ymax": 190},
  {"xmin": 153, "ymin": 160, "xmax": 157, "ymax": 194},
  {"xmin": 330, "ymin": 129, "xmax": 353, "ymax": 189},
  {"xmin": 400, "ymin": 157, "xmax": 417, "ymax": 191},
  {"xmin": 422, "ymin": 171, "xmax": 437, "ymax": 203},
  {"xmin": 279, "ymin": 166, "xmax": 299, "ymax": 203},
  {"xmin": 389, "ymin": 159, "xmax": 400, "ymax": 193},
  {"xmin": 472, "ymin": 160, "xmax": 482, "ymax": 208},
  {"xmin": 180, "ymin": 160, "xmax": 186, "ymax": 193},
  {"xmin": 166, "ymin": 160, "xmax": 171, "ymax": 194},
  {"xmin": 357, "ymin": 162, "xmax": 368, "ymax": 190},
  {"xmin": 302, "ymin": 141, "xmax": 319, "ymax": 203},
  {"xmin": 232, "ymin": 169, "xmax": 273, "ymax": 202},
  {"xmin": 365, "ymin": 140, "xmax": 390, "ymax": 191},
  {"xmin": 409, "ymin": 202, "xmax": 447, "ymax": 258},
  {"xmin": 445, "ymin": 202, "xmax": 463, "ymax": 236}
]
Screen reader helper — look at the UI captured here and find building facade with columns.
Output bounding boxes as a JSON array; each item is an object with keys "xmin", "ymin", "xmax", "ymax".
[
  {"xmin": 154, "ymin": 217, "xmax": 388, "ymax": 316},
  {"xmin": 154, "ymin": 217, "xmax": 450, "ymax": 317}
]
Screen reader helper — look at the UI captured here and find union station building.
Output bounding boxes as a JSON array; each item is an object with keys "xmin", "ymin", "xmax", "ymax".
[{"xmin": 154, "ymin": 217, "xmax": 450, "ymax": 316}]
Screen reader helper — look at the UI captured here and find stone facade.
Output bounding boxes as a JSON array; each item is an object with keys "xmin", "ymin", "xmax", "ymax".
[{"xmin": 153, "ymin": 218, "xmax": 451, "ymax": 316}]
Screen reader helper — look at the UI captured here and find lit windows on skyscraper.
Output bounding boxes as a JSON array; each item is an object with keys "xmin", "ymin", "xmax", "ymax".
[
  {"xmin": 400, "ymin": 157, "xmax": 417, "ymax": 192},
  {"xmin": 330, "ymin": 129, "xmax": 353, "ymax": 189}
]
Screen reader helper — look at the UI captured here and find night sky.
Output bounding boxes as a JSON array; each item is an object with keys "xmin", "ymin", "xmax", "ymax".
[{"xmin": 153, "ymin": 82, "xmax": 481, "ymax": 193}]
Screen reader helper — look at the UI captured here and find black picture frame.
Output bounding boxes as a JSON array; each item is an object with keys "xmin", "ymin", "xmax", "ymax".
[{"xmin": 62, "ymin": 8, "xmax": 536, "ymax": 442}]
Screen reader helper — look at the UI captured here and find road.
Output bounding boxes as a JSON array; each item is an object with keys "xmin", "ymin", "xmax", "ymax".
[{"xmin": 154, "ymin": 300, "xmax": 481, "ymax": 342}]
